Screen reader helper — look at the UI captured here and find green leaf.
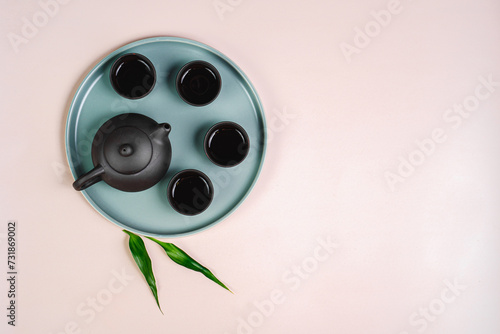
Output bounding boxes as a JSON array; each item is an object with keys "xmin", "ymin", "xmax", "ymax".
[
  {"xmin": 146, "ymin": 237, "xmax": 232, "ymax": 293},
  {"xmin": 123, "ymin": 230, "xmax": 163, "ymax": 313}
]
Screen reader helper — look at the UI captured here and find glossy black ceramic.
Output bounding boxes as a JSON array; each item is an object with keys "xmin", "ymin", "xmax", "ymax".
[
  {"xmin": 167, "ymin": 169, "xmax": 214, "ymax": 215},
  {"xmin": 176, "ymin": 60, "xmax": 221, "ymax": 106},
  {"xmin": 204, "ymin": 121, "xmax": 249, "ymax": 167},
  {"xmin": 110, "ymin": 53, "xmax": 156, "ymax": 99}
]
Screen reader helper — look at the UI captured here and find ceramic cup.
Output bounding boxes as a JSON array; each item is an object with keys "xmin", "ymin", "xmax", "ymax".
[
  {"xmin": 204, "ymin": 121, "xmax": 250, "ymax": 167},
  {"xmin": 167, "ymin": 169, "xmax": 214, "ymax": 216},
  {"xmin": 176, "ymin": 60, "xmax": 221, "ymax": 106},
  {"xmin": 110, "ymin": 53, "xmax": 156, "ymax": 99}
]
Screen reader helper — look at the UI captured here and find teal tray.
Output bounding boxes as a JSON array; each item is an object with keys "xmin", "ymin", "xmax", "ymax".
[{"xmin": 65, "ymin": 37, "xmax": 266, "ymax": 237}]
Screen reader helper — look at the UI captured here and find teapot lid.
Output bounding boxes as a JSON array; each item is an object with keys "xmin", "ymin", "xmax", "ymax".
[{"xmin": 103, "ymin": 126, "xmax": 153, "ymax": 174}]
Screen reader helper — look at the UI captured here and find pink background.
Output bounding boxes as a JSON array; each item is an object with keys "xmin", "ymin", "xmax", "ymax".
[{"xmin": 1, "ymin": 0, "xmax": 500, "ymax": 333}]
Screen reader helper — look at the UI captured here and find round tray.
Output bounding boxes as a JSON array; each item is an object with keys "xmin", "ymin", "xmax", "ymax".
[{"xmin": 65, "ymin": 37, "xmax": 266, "ymax": 237}]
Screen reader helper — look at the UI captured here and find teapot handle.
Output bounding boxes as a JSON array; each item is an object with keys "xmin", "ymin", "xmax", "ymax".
[{"xmin": 73, "ymin": 165, "xmax": 105, "ymax": 191}]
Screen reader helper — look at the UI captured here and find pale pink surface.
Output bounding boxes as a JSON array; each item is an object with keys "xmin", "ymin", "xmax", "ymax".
[{"xmin": 1, "ymin": 0, "xmax": 500, "ymax": 333}]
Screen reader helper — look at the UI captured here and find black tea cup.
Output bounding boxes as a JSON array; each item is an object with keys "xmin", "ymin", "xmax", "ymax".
[
  {"xmin": 204, "ymin": 121, "xmax": 249, "ymax": 167},
  {"xmin": 110, "ymin": 53, "xmax": 156, "ymax": 99},
  {"xmin": 167, "ymin": 169, "xmax": 214, "ymax": 216},
  {"xmin": 176, "ymin": 60, "xmax": 221, "ymax": 106}
]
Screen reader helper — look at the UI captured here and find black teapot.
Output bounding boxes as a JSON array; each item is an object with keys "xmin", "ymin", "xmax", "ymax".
[{"xmin": 73, "ymin": 113, "xmax": 172, "ymax": 192}]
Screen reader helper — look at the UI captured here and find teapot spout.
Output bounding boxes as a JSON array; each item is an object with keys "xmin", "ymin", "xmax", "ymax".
[{"xmin": 151, "ymin": 123, "xmax": 171, "ymax": 141}]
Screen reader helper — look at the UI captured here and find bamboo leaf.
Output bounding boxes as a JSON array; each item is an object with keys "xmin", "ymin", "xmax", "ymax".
[
  {"xmin": 123, "ymin": 230, "xmax": 163, "ymax": 313},
  {"xmin": 146, "ymin": 237, "xmax": 232, "ymax": 293}
]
